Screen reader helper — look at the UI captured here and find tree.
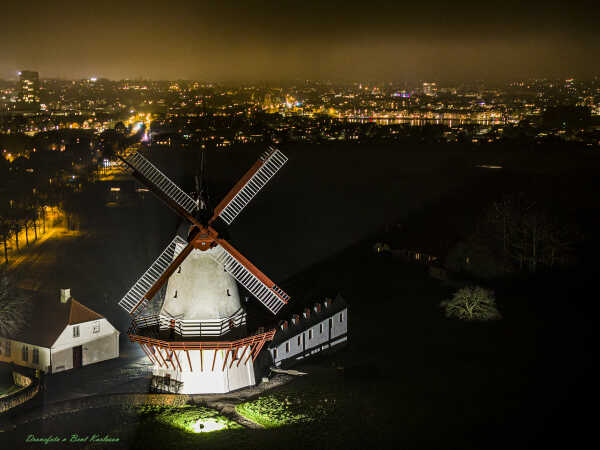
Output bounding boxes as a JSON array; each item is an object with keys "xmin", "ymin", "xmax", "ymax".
[
  {"xmin": 487, "ymin": 194, "xmax": 580, "ymax": 272},
  {"xmin": 441, "ymin": 286, "xmax": 501, "ymax": 321},
  {"xmin": 0, "ymin": 267, "xmax": 31, "ymax": 337},
  {"xmin": 0, "ymin": 215, "xmax": 10, "ymax": 264}
]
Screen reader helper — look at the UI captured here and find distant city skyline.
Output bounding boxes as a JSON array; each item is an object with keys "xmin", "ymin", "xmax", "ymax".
[{"xmin": 1, "ymin": 1, "xmax": 598, "ymax": 82}]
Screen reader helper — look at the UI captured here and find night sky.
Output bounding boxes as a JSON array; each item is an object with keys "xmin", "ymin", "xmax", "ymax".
[{"xmin": 1, "ymin": 0, "xmax": 598, "ymax": 81}]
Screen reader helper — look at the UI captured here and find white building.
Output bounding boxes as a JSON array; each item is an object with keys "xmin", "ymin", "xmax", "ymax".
[
  {"xmin": 268, "ymin": 295, "xmax": 348, "ymax": 368},
  {"xmin": 0, "ymin": 289, "xmax": 119, "ymax": 373}
]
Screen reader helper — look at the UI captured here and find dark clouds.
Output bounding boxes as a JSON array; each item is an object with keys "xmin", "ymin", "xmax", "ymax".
[{"xmin": 1, "ymin": 0, "xmax": 598, "ymax": 80}]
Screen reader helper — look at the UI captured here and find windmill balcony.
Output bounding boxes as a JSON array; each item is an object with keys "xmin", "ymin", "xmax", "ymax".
[{"xmin": 130, "ymin": 308, "xmax": 247, "ymax": 339}]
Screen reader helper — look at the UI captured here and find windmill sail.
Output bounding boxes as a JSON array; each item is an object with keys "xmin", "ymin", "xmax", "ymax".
[
  {"xmin": 122, "ymin": 151, "xmax": 198, "ymax": 217},
  {"xmin": 118, "ymin": 235, "xmax": 191, "ymax": 316},
  {"xmin": 209, "ymin": 240, "xmax": 290, "ymax": 314},
  {"xmin": 210, "ymin": 148, "xmax": 287, "ymax": 226}
]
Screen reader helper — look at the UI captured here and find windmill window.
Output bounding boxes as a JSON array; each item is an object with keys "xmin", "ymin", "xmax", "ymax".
[
  {"xmin": 285, "ymin": 342, "xmax": 290, "ymax": 353},
  {"xmin": 32, "ymin": 348, "xmax": 39, "ymax": 364},
  {"xmin": 73, "ymin": 326, "xmax": 80, "ymax": 338},
  {"xmin": 92, "ymin": 322, "xmax": 100, "ymax": 334},
  {"xmin": 22, "ymin": 346, "xmax": 28, "ymax": 362},
  {"xmin": 174, "ymin": 290, "xmax": 178, "ymax": 298},
  {"xmin": 177, "ymin": 266, "xmax": 182, "ymax": 273},
  {"xmin": 227, "ymin": 289, "xmax": 231, "ymax": 297}
]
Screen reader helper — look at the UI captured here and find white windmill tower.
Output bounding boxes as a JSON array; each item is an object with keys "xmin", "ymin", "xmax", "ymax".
[{"xmin": 116, "ymin": 147, "xmax": 290, "ymax": 394}]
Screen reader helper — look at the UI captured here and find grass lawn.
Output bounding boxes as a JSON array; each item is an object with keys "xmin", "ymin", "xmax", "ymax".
[{"xmin": 236, "ymin": 389, "xmax": 336, "ymax": 428}]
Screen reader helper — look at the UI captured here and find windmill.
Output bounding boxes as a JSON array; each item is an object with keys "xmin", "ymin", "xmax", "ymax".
[{"xmin": 116, "ymin": 147, "xmax": 290, "ymax": 394}]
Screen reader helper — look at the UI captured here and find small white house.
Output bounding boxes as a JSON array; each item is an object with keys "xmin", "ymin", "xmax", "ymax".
[
  {"xmin": 269, "ymin": 294, "xmax": 348, "ymax": 368},
  {"xmin": 0, "ymin": 289, "xmax": 119, "ymax": 374}
]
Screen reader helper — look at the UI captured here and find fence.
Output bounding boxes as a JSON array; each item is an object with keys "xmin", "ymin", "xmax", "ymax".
[{"xmin": 0, "ymin": 366, "xmax": 40, "ymax": 414}]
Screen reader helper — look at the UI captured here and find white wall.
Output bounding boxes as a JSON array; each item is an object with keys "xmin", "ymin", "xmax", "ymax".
[
  {"xmin": 51, "ymin": 318, "xmax": 119, "ymax": 373},
  {"xmin": 0, "ymin": 338, "xmax": 51, "ymax": 372},
  {"xmin": 150, "ymin": 348, "xmax": 255, "ymax": 394},
  {"xmin": 271, "ymin": 308, "xmax": 348, "ymax": 366}
]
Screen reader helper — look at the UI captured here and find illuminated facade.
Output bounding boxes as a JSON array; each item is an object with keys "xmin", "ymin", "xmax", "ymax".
[{"xmin": 18, "ymin": 70, "xmax": 40, "ymax": 111}]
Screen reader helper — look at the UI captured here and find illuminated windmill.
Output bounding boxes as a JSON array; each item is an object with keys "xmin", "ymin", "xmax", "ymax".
[{"xmin": 116, "ymin": 147, "xmax": 290, "ymax": 394}]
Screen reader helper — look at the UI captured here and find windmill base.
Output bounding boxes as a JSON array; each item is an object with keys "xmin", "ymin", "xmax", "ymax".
[{"xmin": 150, "ymin": 349, "xmax": 256, "ymax": 394}]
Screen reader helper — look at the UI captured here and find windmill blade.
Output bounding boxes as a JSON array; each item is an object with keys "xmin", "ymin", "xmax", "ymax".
[
  {"xmin": 118, "ymin": 236, "xmax": 193, "ymax": 316},
  {"xmin": 209, "ymin": 148, "xmax": 287, "ymax": 226},
  {"xmin": 208, "ymin": 238, "xmax": 290, "ymax": 315},
  {"xmin": 120, "ymin": 151, "xmax": 200, "ymax": 224}
]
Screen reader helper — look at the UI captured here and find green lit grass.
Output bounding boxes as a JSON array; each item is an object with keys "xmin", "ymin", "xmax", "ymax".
[
  {"xmin": 136, "ymin": 405, "xmax": 242, "ymax": 433},
  {"xmin": 235, "ymin": 391, "xmax": 336, "ymax": 428}
]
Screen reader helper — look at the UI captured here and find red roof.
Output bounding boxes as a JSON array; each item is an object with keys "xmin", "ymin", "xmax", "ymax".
[{"xmin": 1, "ymin": 293, "xmax": 105, "ymax": 348}]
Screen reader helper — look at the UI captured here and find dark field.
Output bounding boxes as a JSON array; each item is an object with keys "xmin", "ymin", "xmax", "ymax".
[{"xmin": 2, "ymin": 143, "xmax": 598, "ymax": 449}]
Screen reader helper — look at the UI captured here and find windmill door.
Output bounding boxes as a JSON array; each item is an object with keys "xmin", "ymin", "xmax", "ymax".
[{"xmin": 73, "ymin": 345, "xmax": 83, "ymax": 369}]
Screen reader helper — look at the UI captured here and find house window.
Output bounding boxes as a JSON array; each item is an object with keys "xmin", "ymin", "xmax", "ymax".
[
  {"xmin": 319, "ymin": 323, "xmax": 323, "ymax": 334},
  {"xmin": 5, "ymin": 341, "xmax": 11, "ymax": 356},
  {"xmin": 329, "ymin": 318, "xmax": 333, "ymax": 330},
  {"xmin": 73, "ymin": 325, "xmax": 80, "ymax": 338},
  {"xmin": 22, "ymin": 346, "xmax": 28, "ymax": 362},
  {"xmin": 297, "ymin": 336, "xmax": 301, "ymax": 346},
  {"xmin": 285, "ymin": 342, "xmax": 290, "ymax": 353},
  {"xmin": 32, "ymin": 348, "xmax": 39, "ymax": 364},
  {"xmin": 92, "ymin": 322, "xmax": 100, "ymax": 334},
  {"xmin": 308, "ymin": 329, "xmax": 313, "ymax": 340},
  {"xmin": 339, "ymin": 312, "xmax": 344, "ymax": 323},
  {"xmin": 273, "ymin": 348, "xmax": 278, "ymax": 359}
]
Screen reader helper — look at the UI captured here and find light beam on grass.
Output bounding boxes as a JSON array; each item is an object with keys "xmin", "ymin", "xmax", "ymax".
[{"xmin": 190, "ymin": 419, "xmax": 227, "ymax": 433}]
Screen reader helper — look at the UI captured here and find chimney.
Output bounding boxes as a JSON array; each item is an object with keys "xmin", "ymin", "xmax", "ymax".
[
  {"xmin": 313, "ymin": 303, "xmax": 322, "ymax": 313},
  {"xmin": 291, "ymin": 314, "xmax": 300, "ymax": 325},
  {"xmin": 60, "ymin": 288, "xmax": 71, "ymax": 303},
  {"xmin": 303, "ymin": 308, "xmax": 311, "ymax": 319},
  {"xmin": 279, "ymin": 320, "xmax": 288, "ymax": 330},
  {"xmin": 324, "ymin": 298, "xmax": 333, "ymax": 308}
]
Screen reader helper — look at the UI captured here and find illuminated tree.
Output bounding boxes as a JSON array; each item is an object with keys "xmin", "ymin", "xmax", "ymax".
[{"xmin": 441, "ymin": 286, "xmax": 501, "ymax": 321}]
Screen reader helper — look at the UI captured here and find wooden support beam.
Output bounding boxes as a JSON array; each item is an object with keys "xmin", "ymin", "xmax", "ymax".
[
  {"xmin": 229, "ymin": 349, "xmax": 238, "ymax": 369},
  {"xmin": 243, "ymin": 343, "xmax": 256, "ymax": 364},
  {"xmin": 236, "ymin": 345, "xmax": 250, "ymax": 367},
  {"xmin": 211, "ymin": 349, "xmax": 218, "ymax": 371},
  {"xmin": 221, "ymin": 349, "xmax": 230, "ymax": 371},
  {"xmin": 156, "ymin": 346, "xmax": 168, "ymax": 368},
  {"xmin": 145, "ymin": 343, "xmax": 161, "ymax": 367},
  {"xmin": 252, "ymin": 339, "xmax": 267, "ymax": 362},
  {"xmin": 139, "ymin": 343, "xmax": 155, "ymax": 366},
  {"xmin": 185, "ymin": 350, "xmax": 192, "ymax": 372},
  {"xmin": 172, "ymin": 350, "xmax": 182, "ymax": 372},
  {"xmin": 164, "ymin": 349, "xmax": 176, "ymax": 370}
]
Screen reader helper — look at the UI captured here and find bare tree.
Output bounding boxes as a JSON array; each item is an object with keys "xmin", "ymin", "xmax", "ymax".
[
  {"xmin": 441, "ymin": 286, "xmax": 501, "ymax": 321},
  {"xmin": 0, "ymin": 267, "xmax": 31, "ymax": 337},
  {"xmin": 487, "ymin": 193, "xmax": 580, "ymax": 272}
]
